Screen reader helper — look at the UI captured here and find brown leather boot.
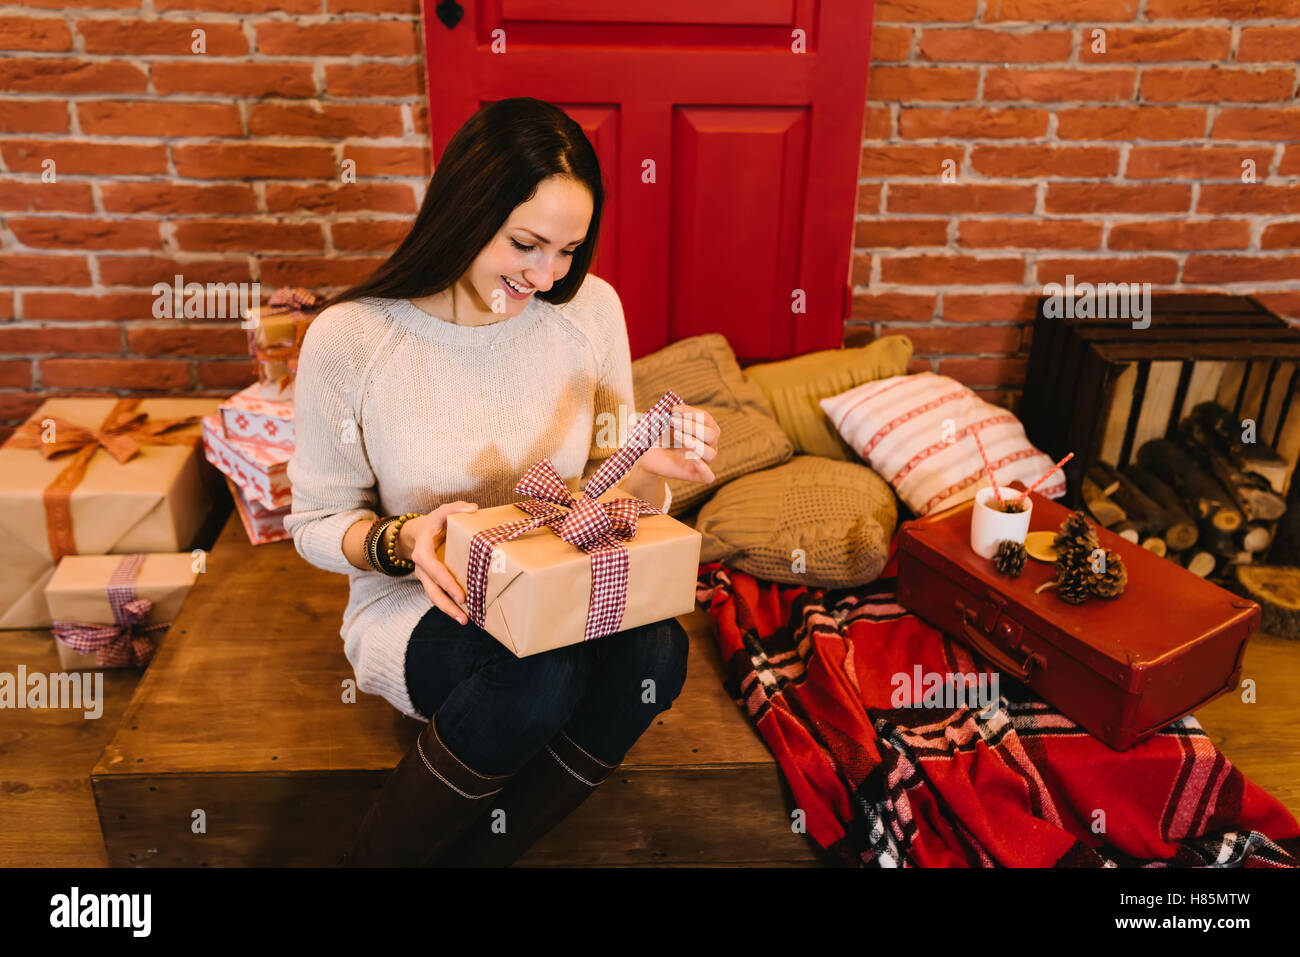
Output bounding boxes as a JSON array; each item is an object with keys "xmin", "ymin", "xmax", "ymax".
[
  {"xmin": 429, "ymin": 729, "xmax": 619, "ymax": 867},
  {"xmin": 339, "ymin": 710, "xmax": 515, "ymax": 867}
]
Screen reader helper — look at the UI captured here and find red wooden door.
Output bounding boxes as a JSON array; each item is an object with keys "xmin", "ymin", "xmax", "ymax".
[{"xmin": 420, "ymin": 0, "xmax": 876, "ymax": 364}]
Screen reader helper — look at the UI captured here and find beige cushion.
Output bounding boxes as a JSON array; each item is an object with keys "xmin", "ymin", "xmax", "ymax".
[
  {"xmin": 694, "ymin": 455, "xmax": 897, "ymax": 587},
  {"xmin": 742, "ymin": 336, "xmax": 914, "ymax": 460},
  {"xmin": 632, "ymin": 333, "xmax": 793, "ymax": 516}
]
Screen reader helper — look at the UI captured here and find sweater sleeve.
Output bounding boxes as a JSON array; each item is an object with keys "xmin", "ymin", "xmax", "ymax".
[
  {"xmin": 580, "ymin": 280, "xmax": 671, "ymax": 512},
  {"xmin": 283, "ymin": 306, "xmax": 381, "ymax": 576}
]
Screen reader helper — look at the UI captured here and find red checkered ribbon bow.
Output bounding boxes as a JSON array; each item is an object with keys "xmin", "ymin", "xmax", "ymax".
[
  {"xmin": 466, "ymin": 390, "xmax": 682, "ymax": 643},
  {"xmin": 50, "ymin": 553, "xmax": 168, "ymax": 669}
]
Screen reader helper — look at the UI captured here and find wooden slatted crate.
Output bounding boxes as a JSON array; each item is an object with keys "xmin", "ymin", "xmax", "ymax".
[{"xmin": 1021, "ymin": 293, "xmax": 1300, "ymax": 508}]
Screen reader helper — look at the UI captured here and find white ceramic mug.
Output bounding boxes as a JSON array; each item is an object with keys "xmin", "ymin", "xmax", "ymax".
[{"xmin": 970, "ymin": 486, "xmax": 1033, "ymax": 559}]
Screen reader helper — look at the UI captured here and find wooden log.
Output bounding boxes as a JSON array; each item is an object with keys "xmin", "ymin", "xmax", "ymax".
[
  {"xmin": 1120, "ymin": 463, "xmax": 1199, "ymax": 550},
  {"xmin": 1239, "ymin": 523, "xmax": 1274, "ymax": 554},
  {"xmin": 1185, "ymin": 551, "xmax": 1216, "ymax": 578},
  {"xmin": 1082, "ymin": 475, "xmax": 1126, "ymax": 527},
  {"xmin": 1102, "ymin": 463, "xmax": 1168, "ymax": 535},
  {"xmin": 1140, "ymin": 536, "xmax": 1167, "ymax": 557},
  {"xmin": 1085, "ymin": 464, "xmax": 1120, "ymax": 498},
  {"xmin": 1231, "ymin": 565, "xmax": 1300, "ymax": 639},
  {"xmin": 1112, "ymin": 521, "xmax": 1142, "ymax": 543},
  {"xmin": 1191, "ymin": 401, "xmax": 1289, "ymax": 495},
  {"xmin": 1178, "ymin": 418, "xmax": 1287, "ymax": 522},
  {"xmin": 1199, "ymin": 518, "xmax": 1253, "ymax": 563},
  {"xmin": 1137, "ymin": 439, "xmax": 1243, "ymax": 532}
]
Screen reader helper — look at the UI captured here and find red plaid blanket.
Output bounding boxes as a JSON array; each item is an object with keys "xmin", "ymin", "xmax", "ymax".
[{"xmin": 696, "ymin": 550, "xmax": 1300, "ymax": 868}]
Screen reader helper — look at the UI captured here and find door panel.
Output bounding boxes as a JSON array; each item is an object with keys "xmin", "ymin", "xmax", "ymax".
[{"xmin": 423, "ymin": 0, "xmax": 876, "ymax": 362}]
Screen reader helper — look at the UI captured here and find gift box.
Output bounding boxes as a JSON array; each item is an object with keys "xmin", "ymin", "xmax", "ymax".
[
  {"xmin": 201, "ymin": 413, "xmax": 291, "ymax": 510},
  {"xmin": 441, "ymin": 390, "xmax": 703, "ymax": 657},
  {"xmin": 0, "ymin": 397, "xmax": 219, "ymax": 629},
  {"xmin": 245, "ymin": 287, "xmax": 322, "ymax": 401},
  {"xmin": 225, "ymin": 475, "xmax": 290, "ymax": 545},
  {"xmin": 218, "ymin": 383, "xmax": 294, "ymax": 451},
  {"xmin": 46, "ymin": 551, "xmax": 199, "ymax": 671}
]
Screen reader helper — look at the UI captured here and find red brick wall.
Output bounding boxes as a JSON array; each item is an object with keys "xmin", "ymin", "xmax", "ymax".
[
  {"xmin": 2, "ymin": 1, "xmax": 1299, "ymax": 438},
  {"xmin": 853, "ymin": 0, "xmax": 1300, "ymax": 407}
]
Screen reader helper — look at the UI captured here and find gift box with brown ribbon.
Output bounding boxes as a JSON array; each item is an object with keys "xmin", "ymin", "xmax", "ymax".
[
  {"xmin": 441, "ymin": 390, "xmax": 703, "ymax": 657},
  {"xmin": 0, "ymin": 396, "xmax": 220, "ymax": 629},
  {"xmin": 45, "ymin": 552, "xmax": 199, "ymax": 671}
]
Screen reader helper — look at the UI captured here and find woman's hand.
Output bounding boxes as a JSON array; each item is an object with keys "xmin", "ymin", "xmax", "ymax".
[
  {"xmin": 634, "ymin": 403, "xmax": 720, "ymax": 486},
  {"xmin": 395, "ymin": 501, "xmax": 479, "ymax": 625}
]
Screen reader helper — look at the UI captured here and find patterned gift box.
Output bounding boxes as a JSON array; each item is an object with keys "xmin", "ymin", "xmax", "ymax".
[
  {"xmin": 219, "ymin": 383, "xmax": 294, "ymax": 451},
  {"xmin": 224, "ymin": 475, "xmax": 290, "ymax": 545},
  {"xmin": 200, "ymin": 413, "xmax": 290, "ymax": 510}
]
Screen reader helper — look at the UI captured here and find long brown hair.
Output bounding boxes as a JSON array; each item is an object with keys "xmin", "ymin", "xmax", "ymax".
[{"xmin": 317, "ymin": 97, "xmax": 604, "ymax": 311}]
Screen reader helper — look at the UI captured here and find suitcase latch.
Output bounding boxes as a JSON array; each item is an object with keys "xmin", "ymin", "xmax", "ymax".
[{"xmin": 954, "ymin": 598, "xmax": 1043, "ymax": 681}]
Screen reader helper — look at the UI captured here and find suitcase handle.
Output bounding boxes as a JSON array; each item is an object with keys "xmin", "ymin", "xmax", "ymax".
[{"xmin": 955, "ymin": 600, "xmax": 1043, "ymax": 681}]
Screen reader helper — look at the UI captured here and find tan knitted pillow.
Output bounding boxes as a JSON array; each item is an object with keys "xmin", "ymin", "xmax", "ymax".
[
  {"xmin": 741, "ymin": 336, "xmax": 914, "ymax": 460},
  {"xmin": 694, "ymin": 455, "xmax": 897, "ymax": 587},
  {"xmin": 632, "ymin": 333, "xmax": 793, "ymax": 515}
]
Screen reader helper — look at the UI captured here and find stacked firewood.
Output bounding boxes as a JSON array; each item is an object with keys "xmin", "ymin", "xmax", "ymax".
[{"xmin": 1081, "ymin": 401, "xmax": 1300, "ymax": 637}]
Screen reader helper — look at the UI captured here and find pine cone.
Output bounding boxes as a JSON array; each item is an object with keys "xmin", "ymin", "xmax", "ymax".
[
  {"xmin": 1056, "ymin": 561, "xmax": 1094, "ymax": 604},
  {"xmin": 1053, "ymin": 510, "xmax": 1099, "ymax": 575},
  {"xmin": 993, "ymin": 539, "xmax": 1026, "ymax": 577},
  {"xmin": 1089, "ymin": 549, "xmax": 1127, "ymax": 599}
]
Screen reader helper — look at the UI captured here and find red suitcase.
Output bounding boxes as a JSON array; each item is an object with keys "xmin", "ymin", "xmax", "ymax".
[{"xmin": 895, "ymin": 490, "xmax": 1260, "ymax": 750}]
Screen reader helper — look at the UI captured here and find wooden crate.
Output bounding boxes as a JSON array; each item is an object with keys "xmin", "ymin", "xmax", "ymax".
[{"xmin": 1020, "ymin": 293, "xmax": 1300, "ymax": 508}]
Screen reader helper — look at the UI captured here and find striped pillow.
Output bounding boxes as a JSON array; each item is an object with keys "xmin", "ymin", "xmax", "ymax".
[{"xmin": 818, "ymin": 372, "xmax": 1066, "ymax": 516}]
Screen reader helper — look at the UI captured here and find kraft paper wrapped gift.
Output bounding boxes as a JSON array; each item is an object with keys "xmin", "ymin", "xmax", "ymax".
[
  {"xmin": 201, "ymin": 413, "xmax": 290, "ymax": 509},
  {"xmin": 0, "ymin": 396, "xmax": 220, "ymax": 630},
  {"xmin": 225, "ymin": 475, "xmax": 290, "ymax": 545},
  {"xmin": 46, "ymin": 551, "xmax": 199, "ymax": 671},
  {"xmin": 219, "ymin": 383, "xmax": 294, "ymax": 451},
  {"xmin": 441, "ymin": 390, "xmax": 703, "ymax": 657}
]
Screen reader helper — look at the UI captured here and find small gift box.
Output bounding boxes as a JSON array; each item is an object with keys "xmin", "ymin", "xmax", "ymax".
[
  {"xmin": 441, "ymin": 391, "xmax": 703, "ymax": 657},
  {"xmin": 0, "ymin": 396, "xmax": 219, "ymax": 629},
  {"xmin": 245, "ymin": 287, "xmax": 322, "ymax": 401},
  {"xmin": 225, "ymin": 475, "xmax": 290, "ymax": 545},
  {"xmin": 45, "ymin": 552, "xmax": 199, "ymax": 671},
  {"xmin": 201, "ymin": 413, "xmax": 290, "ymax": 510},
  {"xmin": 219, "ymin": 383, "xmax": 294, "ymax": 451}
]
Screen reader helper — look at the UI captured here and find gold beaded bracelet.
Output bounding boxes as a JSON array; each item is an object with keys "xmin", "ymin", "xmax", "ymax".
[
  {"xmin": 383, "ymin": 512, "xmax": 420, "ymax": 574},
  {"xmin": 365, "ymin": 513, "xmax": 419, "ymax": 577}
]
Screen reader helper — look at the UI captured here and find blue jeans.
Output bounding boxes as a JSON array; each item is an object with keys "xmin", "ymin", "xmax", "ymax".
[{"xmin": 403, "ymin": 607, "xmax": 690, "ymax": 776}]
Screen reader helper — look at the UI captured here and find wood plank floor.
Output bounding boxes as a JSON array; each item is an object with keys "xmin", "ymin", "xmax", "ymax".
[{"xmin": 1, "ymin": 509, "xmax": 1297, "ymax": 867}]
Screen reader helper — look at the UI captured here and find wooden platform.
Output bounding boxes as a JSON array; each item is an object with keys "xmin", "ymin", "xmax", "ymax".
[{"xmin": 86, "ymin": 512, "xmax": 824, "ymax": 867}]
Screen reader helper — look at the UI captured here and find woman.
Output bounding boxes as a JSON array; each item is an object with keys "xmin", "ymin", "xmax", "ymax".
[{"xmin": 284, "ymin": 97, "xmax": 721, "ymax": 868}]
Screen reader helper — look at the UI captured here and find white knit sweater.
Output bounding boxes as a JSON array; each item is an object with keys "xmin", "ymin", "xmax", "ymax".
[{"xmin": 283, "ymin": 274, "xmax": 668, "ymax": 722}]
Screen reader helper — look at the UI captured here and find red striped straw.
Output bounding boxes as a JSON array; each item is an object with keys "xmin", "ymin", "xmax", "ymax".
[
  {"xmin": 971, "ymin": 428, "xmax": 1004, "ymax": 507},
  {"xmin": 1014, "ymin": 452, "xmax": 1075, "ymax": 504}
]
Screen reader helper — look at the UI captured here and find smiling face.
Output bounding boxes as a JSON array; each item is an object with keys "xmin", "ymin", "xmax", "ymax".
[{"xmin": 451, "ymin": 174, "xmax": 594, "ymax": 323}]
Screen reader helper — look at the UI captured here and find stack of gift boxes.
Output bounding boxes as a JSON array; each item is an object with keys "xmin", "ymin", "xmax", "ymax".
[
  {"xmin": 0, "ymin": 396, "xmax": 222, "ymax": 671},
  {"xmin": 201, "ymin": 287, "xmax": 321, "ymax": 546},
  {"xmin": 0, "ymin": 287, "xmax": 321, "ymax": 674}
]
